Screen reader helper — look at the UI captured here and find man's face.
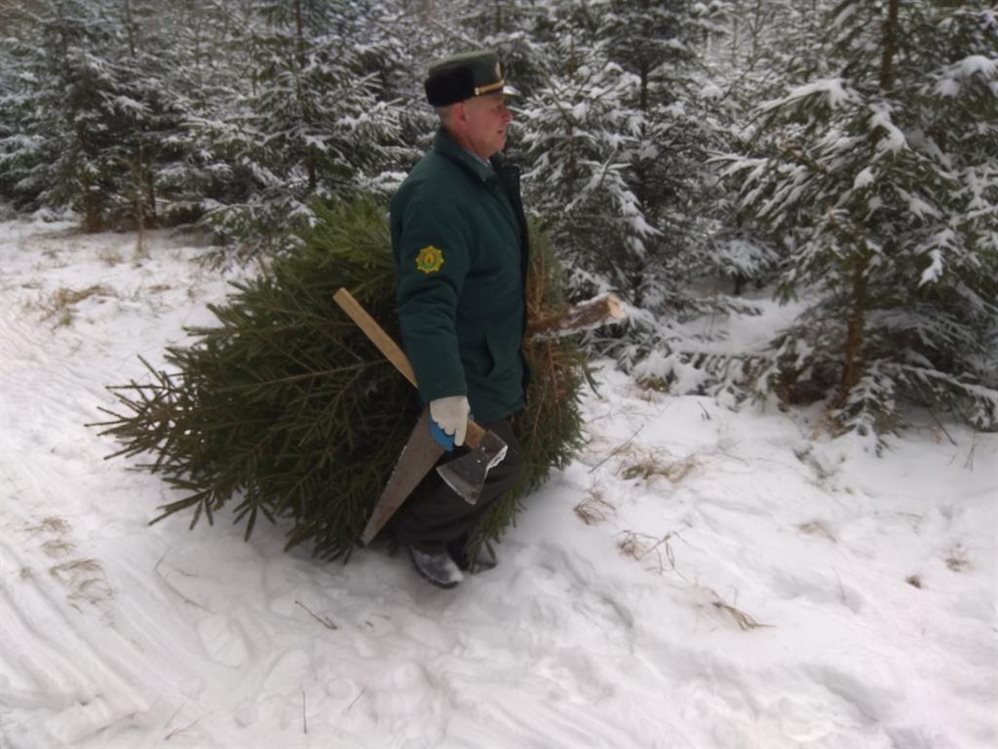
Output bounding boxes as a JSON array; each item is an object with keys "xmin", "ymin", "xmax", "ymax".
[{"xmin": 458, "ymin": 93, "xmax": 513, "ymax": 159}]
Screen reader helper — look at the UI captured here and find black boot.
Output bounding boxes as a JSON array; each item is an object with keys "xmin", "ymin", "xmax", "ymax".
[
  {"xmin": 408, "ymin": 546, "xmax": 464, "ymax": 589},
  {"xmin": 448, "ymin": 542, "xmax": 498, "ymax": 573}
]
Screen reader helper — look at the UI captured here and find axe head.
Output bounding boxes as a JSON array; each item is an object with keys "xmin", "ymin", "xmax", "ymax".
[{"xmin": 436, "ymin": 429, "xmax": 508, "ymax": 504}]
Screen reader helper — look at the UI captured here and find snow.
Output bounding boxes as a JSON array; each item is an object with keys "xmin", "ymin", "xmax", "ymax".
[
  {"xmin": 918, "ymin": 229, "xmax": 957, "ymax": 286},
  {"xmin": 955, "ymin": 55, "xmax": 997, "ymax": 79},
  {"xmin": 907, "ymin": 193, "xmax": 939, "ymax": 220},
  {"xmin": 869, "ymin": 109, "xmax": 906, "ymax": 156},
  {"xmin": 761, "ymin": 78, "xmax": 858, "ymax": 112},
  {"xmin": 853, "ymin": 167, "xmax": 875, "ymax": 190},
  {"xmin": 2, "ymin": 220, "xmax": 997, "ymax": 748},
  {"xmin": 698, "ymin": 83, "xmax": 723, "ymax": 101},
  {"xmin": 936, "ymin": 78, "xmax": 961, "ymax": 98},
  {"xmin": 937, "ymin": 55, "xmax": 997, "ymax": 97}
]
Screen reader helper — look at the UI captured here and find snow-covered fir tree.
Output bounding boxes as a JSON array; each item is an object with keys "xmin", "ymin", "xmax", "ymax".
[
  {"xmin": 602, "ymin": 0, "xmax": 732, "ymax": 306},
  {"xmin": 505, "ymin": 0, "xmax": 764, "ymax": 396},
  {"xmin": 2, "ymin": 0, "xmax": 995, "ymax": 447},
  {"xmin": 0, "ymin": 0, "xmax": 219, "ymax": 232},
  {"xmin": 516, "ymin": 0, "xmax": 653, "ymax": 295},
  {"xmin": 349, "ymin": 0, "xmax": 429, "ymax": 194},
  {"xmin": 432, "ymin": 0, "xmax": 553, "ymax": 97},
  {"xmin": 99, "ymin": 0, "xmax": 199, "ymax": 231},
  {"xmin": 705, "ymin": 0, "xmax": 830, "ymax": 296},
  {"xmin": 0, "ymin": 0, "xmax": 129, "ymax": 230},
  {"xmin": 715, "ymin": 0, "xmax": 830, "ymax": 103},
  {"xmin": 149, "ymin": 0, "xmax": 259, "ymax": 229},
  {"xmin": 192, "ymin": 0, "xmax": 405, "ymax": 249},
  {"xmin": 721, "ymin": 0, "xmax": 998, "ymax": 441}
]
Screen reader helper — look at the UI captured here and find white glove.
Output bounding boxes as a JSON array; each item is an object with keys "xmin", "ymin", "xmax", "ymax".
[{"xmin": 429, "ymin": 395, "xmax": 470, "ymax": 448}]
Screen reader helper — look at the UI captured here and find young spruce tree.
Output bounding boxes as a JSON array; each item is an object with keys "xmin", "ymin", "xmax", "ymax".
[
  {"xmin": 0, "ymin": 0, "xmax": 126, "ymax": 229},
  {"xmin": 722, "ymin": 0, "xmax": 998, "ymax": 442},
  {"xmin": 518, "ymin": 0, "xmax": 653, "ymax": 296},
  {"xmin": 193, "ymin": 0, "xmax": 403, "ymax": 250}
]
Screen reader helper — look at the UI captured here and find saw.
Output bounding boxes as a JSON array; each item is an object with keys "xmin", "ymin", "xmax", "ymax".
[{"xmin": 333, "ymin": 288, "xmax": 509, "ymax": 545}]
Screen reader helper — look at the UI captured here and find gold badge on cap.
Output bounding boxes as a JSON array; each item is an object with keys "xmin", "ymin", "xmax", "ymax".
[{"xmin": 416, "ymin": 245, "xmax": 445, "ymax": 274}]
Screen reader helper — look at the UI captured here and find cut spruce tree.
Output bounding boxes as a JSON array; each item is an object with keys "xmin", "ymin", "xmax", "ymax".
[{"xmin": 95, "ymin": 198, "xmax": 589, "ymax": 561}]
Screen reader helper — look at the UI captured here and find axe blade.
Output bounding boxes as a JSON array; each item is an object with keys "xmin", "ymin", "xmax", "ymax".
[
  {"xmin": 436, "ymin": 430, "xmax": 508, "ymax": 505},
  {"xmin": 359, "ymin": 408, "xmax": 444, "ymax": 545}
]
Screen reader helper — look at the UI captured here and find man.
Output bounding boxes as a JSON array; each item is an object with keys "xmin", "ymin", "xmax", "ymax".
[{"xmin": 388, "ymin": 50, "xmax": 529, "ymax": 589}]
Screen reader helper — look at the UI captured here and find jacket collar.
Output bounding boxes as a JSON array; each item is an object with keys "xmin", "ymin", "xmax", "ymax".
[{"xmin": 433, "ymin": 127, "xmax": 495, "ymax": 183}]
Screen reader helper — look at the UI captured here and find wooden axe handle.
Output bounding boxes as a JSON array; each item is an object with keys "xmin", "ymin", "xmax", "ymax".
[{"xmin": 333, "ymin": 288, "xmax": 486, "ymax": 447}]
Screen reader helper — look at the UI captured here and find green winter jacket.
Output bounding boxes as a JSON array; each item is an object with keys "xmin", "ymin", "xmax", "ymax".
[{"xmin": 390, "ymin": 128, "xmax": 529, "ymax": 424}]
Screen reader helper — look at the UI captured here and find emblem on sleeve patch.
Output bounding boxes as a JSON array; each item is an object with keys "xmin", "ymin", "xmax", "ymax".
[{"xmin": 415, "ymin": 245, "xmax": 445, "ymax": 274}]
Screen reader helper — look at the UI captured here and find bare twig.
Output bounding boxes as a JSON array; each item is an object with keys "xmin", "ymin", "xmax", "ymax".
[
  {"xmin": 574, "ymin": 490, "xmax": 615, "ymax": 525},
  {"xmin": 928, "ymin": 408, "xmax": 957, "ymax": 446},
  {"xmin": 708, "ymin": 589, "xmax": 772, "ymax": 631},
  {"xmin": 617, "ymin": 530, "xmax": 687, "ymax": 579},
  {"xmin": 645, "ymin": 532, "xmax": 681, "ymax": 574},
  {"xmin": 295, "ymin": 600, "xmax": 338, "ymax": 630},
  {"xmin": 164, "ymin": 702, "xmax": 186, "ymax": 731},
  {"xmin": 154, "ymin": 553, "xmax": 212, "ymax": 612},
  {"xmin": 345, "ymin": 687, "xmax": 367, "ymax": 713},
  {"xmin": 714, "ymin": 446, "xmax": 749, "ymax": 466},
  {"xmin": 797, "ymin": 520, "xmax": 837, "ymax": 543},
  {"xmin": 165, "ymin": 712, "xmax": 211, "ymax": 741},
  {"xmin": 963, "ymin": 432, "xmax": 977, "ymax": 471},
  {"xmin": 588, "ymin": 424, "xmax": 644, "ymax": 474},
  {"xmin": 832, "ymin": 568, "xmax": 848, "ymax": 606}
]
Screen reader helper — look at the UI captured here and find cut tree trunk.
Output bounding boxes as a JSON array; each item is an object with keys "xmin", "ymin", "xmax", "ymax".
[{"xmin": 527, "ymin": 293, "xmax": 625, "ymax": 339}]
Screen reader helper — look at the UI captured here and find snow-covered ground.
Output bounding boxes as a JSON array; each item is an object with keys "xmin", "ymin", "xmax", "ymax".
[{"xmin": 1, "ymin": 219, "xmax": 996, "ymax": 749}]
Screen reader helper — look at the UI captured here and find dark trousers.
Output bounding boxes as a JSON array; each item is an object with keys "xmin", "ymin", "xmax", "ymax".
[{"xmin": 390, "ymin": 418, "xmax": 524, "ymax": 553}]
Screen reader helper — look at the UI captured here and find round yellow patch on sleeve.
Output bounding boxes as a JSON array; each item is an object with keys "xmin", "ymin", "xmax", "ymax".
[{"xmin": 415, "ymin": 245, "xmax": 445, "ymax": 274}]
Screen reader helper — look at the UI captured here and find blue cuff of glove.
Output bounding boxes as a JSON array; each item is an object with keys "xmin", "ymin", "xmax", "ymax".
[{"xmin": 429, "ymin": 419, "xmax": 455, "ymax": 452}]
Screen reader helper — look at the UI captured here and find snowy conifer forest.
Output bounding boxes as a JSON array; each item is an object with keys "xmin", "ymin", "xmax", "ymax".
[
  {"xmin": 2, "ymin": 3, "xmax": 998, "ymax": 747},
  {"xmin": 2, "ymin": 0, "xmax": 996, "ymax": 440}
]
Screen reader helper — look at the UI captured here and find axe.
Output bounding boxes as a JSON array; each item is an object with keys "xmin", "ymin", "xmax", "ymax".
[{"xmin": 333, "ymin": 289, "xmax": 509, "ymax": 545}]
